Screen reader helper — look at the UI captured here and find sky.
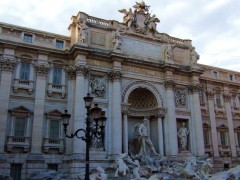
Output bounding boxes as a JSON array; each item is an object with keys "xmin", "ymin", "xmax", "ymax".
[{"xmin": 0, "ymin": 0, "xmax": 240, "ymax": 71}]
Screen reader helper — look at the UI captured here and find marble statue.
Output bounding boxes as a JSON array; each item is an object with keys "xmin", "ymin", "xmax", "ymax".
[
  {"xmin": 118, "ymin": 8, "xmax": 134, "ymax": 29},
  {"xmin": 112, "ymin": 28, "xmax": 123, "ymax": 51},
  {"xmin": 182, "ymin": 157, "xmax": 200, "ymax": 179},
  {"xmin": 114, "ymin": 153, "xmax": 130, "ymax": 177},
  {"xmin": 78, "ymin": 20, "xmax": 88, "ymax": 43},
  {"xmin": 145, "ymin": 14, "xmax": 160, "ymax": 34},
  {"xmin": 209, "ymin": 165, "xmax": 240, "ymax": 180},
  {"xmin": 164, "ymin": 45, "xmax": 173, "ymax": 62},
  {"xmin": 89, "ymin": 166, "xmax": 107, "ymax": 180},
  {"xmin": 134, "ymin": 118, "xmax": 159, "ymax": 157},
  {"xmin": 190, "ymin": 47, "xmax": 200, "ymax": 67},
  {"xmin": 198, "ymin": 158, "xmax": 213, "ymax": 179},
  {"xmin": 177, "ymin": 122, "xmax": 189, "ymax": 151}
]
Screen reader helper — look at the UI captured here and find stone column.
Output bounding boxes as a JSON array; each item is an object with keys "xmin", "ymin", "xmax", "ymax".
[
  {"xmin": 31, "ymin": 62, "xmax": 49, "ymax": 153},
  {"xmin": 0, "ymin": 54, "xmax": 17, "ymax": 152},
  {"xmin": 72, "ymin": 65, "xmax": 88, "ymax": 154},
  {"xmin": 157, "ymin": 114, "xmax": 164, "ymax": 156},
  {"xmin": 207, "ymin": 91, "xmax": 219, "ymax": 157},
  {"xmin": 164, "ymin": 80, "xmax": 178, "ymax": 156},
  {"xmin": 224, "ymin": 94, "xmax": 237, "ymax": 157},
  {"xmin": 109, "ymin": 70, "xmax": 122, "ymax": 155},
  {"xmin": 188, "ymin": 84, "xmax": 205, "ymax": 156},
  {"xmin": 122, "ymin": 111, "xmax": 128, "ymax": 153}
]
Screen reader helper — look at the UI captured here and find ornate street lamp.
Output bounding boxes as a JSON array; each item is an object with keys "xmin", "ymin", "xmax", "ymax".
[{"xmin": 61, "ymin": 93, "xmax": 107, "ymax": 180}]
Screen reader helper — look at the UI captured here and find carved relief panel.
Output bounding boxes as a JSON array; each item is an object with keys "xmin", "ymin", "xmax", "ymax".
[
  {"xmin": 89, "ymin": 74, "xmax": 106, "ymax": 97},
  {"xmin": 175, "ymin": 88, "xmax": 187, "ymax": 107}
]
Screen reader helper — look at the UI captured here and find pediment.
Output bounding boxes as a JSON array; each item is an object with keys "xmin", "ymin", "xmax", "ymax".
[{"xmin": 9, "ymin": 106, "xmax": 32, "ymax": 114}]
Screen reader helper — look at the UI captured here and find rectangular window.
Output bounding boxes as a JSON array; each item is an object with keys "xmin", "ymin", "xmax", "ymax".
[
  {"xmin": 23, "ymin": 34, "xmax": 33, "ymax": 43},
  {"xmin": 10, "ymin": 164, "xmax": 22, "ymax": 180},
  {"xmin": 220, "ymin": 131, "xmax": 228, "ymax": 146},
  {"xmin": 53, "ymin": 67, "xmax": 62, "ymax": 85},
  {"xmin": 49, "ymin": 120, "xmax": 60, "ymax": 139},
  {"xmin": 56, "ymin": 40, "xmax": 64, "ymax": 49},
  {"xmin": 203, "ymin": 130, "xmax": 210, "ymax": 145},
  {"xmin": 229, "ymin": 74, "xmax": 234, "ymax": 81},
  {"xmin": 14, "ymin": 117, "xmax": 26, "ymax": 137},
  {"xmin": 20, "ymin": 63, "xmax": 30, "ymax": 80},
  {"xmin": 213, "ymin": 71, "xmax": 218, "ymax": 78},
  {"xmin": 199, "ymin": 91, "xmax": 205, "ymax": 105},
  {"xmin": 216, "ymin": 93, "xmax": 221, "ymax": 106},
  {"xmin": 232, "ymin": 96, "xmax": 236, "ymax": 108}
]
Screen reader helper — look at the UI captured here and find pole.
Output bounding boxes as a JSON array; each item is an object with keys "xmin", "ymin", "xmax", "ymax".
[{"xmin": 85, "ymin": 107, "xmax": 90, "ymax": 180}]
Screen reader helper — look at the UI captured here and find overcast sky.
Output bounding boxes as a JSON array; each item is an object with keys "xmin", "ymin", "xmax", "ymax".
[{"xmin": 0, "ymin": 0, "xmax": 239, "ymax": 71}]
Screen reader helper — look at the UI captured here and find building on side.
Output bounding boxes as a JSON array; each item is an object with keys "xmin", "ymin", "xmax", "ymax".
[{"xmin": 0, "ymin": 2, "xmax": 240, "ymax": 179}]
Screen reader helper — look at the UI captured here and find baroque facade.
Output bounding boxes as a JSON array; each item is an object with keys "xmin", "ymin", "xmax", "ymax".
[{"xmin": 0, "ymin": 2, "xmax": 240, "ymax": 179}]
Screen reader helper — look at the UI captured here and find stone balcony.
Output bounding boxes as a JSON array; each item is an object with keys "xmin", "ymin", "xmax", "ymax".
[
  {"xmin": 6, "ymin": 136, "xmax": 30, "ymax": 153},
  {"xmin": 47, "ymin": 83, "xmax": 66, "ymax": 98},
  {"xmin": 43, "ymin": 138, "xmax": 64, "ymax": 154},
  {"xmin": 218, "ymin": 145, "xmax": 231, "ymax": 157},
  {"xmin": 12, "ymin": 79, "xmax": 34, "ymax": 94}
]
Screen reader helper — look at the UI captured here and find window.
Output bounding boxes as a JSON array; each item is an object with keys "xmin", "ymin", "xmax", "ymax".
[
  {"xmin": 203, "ymin": 129, "xmax": 210, "ymax": 145},
  {"xmin": 10, "ymin": 164, "xmax": 22, "ymax": 180},
  {"xmin": 199, "ymin": 91, "xmax": 205, "ymax": 105},
  {"xmin": 20, "ymin": 63, "xmax": 30, "ymax": 80},
  {"xmin": 49, "ymin": 120, "xmax": 60, "ymax": 139},
  {"xmin": 14, "ymin": 117, "xmax": 26, "ymax": 137},
  {"xmin": 216, "ymin": 93, "xmax": 221, "ymax": 106},
  {"xmin": 53, "ymin": 67, "xmax": 62, "ymax": 85},
  {"xmin": 213, "ymin": 71, "xmax": 218, "ymax": 78},
  {"xmin": 23, "ymin": 34, "xmax": 33, "ymax": 43},
  {"xmin": 56, "ymin": 40, "xmax": 64, "ymax": 49},
  {"xmin": 229, "ymin": 74, "xmax": 234, "ymax": 81},
  {"xmin": 220, "ymin": 131, "xmax": 228, "ymax": 146},
  {"xmin": 232, "ymin": 96, "xmax": 237, "ymax": 108},
  {"xmin": 237, "ymin": 133, "xmax": 240, "ymax": 146}
]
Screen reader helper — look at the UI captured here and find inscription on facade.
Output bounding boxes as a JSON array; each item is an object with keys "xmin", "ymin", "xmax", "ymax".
[{"xmin": 122, "ymin": 37, "xmax": 162, "ymax": 59}]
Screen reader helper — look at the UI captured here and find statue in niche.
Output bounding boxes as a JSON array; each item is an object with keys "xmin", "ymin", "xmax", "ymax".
[
  {"xmin": 132, "ymin": 118, "xmax": 159, "ymax": 157},
  {"xmin": 112, "ymin": 28, "xmax": 123, "ymax": 51},
  {"xmin": 78, "ymin": 20, "xmax": 88, "ymax": 44},
  {"xmin": 89, "ymin": 75, "xmax": 105, "ymax": 97},
  {"xmin": 175, "ymin": 89, "xmax": 186, "ymax": 107},
  {"xmin": 177, "ymin": 122, "xmax": 189, "ymax": 151},
  {"xmin": 190, "ymin": 47, "xmax": 199, "ymax": 67}
]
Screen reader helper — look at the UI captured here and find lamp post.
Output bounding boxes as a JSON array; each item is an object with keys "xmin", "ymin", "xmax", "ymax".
[{"xmin": 61, "ymin": 93, "xmax": 107, "ymax": 180}]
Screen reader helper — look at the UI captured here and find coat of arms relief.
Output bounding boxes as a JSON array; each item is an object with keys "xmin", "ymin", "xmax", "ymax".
[{"xmin": 119, "ymin": 1, "xmax": 160, "ymax": 35}]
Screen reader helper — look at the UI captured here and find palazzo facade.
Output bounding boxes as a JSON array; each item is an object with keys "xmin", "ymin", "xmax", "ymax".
[{"xmin": 0, "ymin": 2, "xmax": 240, "ymax": 179}]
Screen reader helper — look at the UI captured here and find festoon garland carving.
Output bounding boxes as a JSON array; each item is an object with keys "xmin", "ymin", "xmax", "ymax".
[
  {"xmin": 187, "ymin": 83, "xmax": 203, "ymax": 94},
  {"xmin": 0, "ymin": 56, "xmax": 17, "ymax": 71},
  {"xmin": 34, "ymin": 62, "xmax": 50, "ymax": 76},
  {"xmin": 224, "ymin": 94, "xmax": 231, "ymax": 103},
  {"xmin": 164, "ymin": 80, "xmax": 175, "ymax": 89},
  {"xmin": 108, "ymin": 70, "xmax": 122, "ymax": 80}
]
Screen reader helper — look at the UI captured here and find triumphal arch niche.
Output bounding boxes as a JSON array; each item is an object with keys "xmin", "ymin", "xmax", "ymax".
[{"xmin": 122, "ymin": 81, "xmax": 166, "ymax": 157}]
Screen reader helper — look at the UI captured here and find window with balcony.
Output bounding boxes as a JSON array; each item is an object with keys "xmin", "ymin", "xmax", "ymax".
[
  {"xmin": 43, "ymin": 110, "xmax": 64, "ymax": 154},
  {"xmin": 23, "ymin": 34, "xmax": 33, "ymax": 43},
  {"xmin": 220, "ymin": 131, "xmax": 228, "ymax": 146},
  {"xmin": 7, "ymin": 106, "xmax": 32, "ymax": 153},
  {"xmin": 232, "ymin": 96, "xmax": 237, "ymax": 108},
  {"xmin": 216, "ymin": 93, "xmax": 222, "ymax": 107},
  {"xmin": 48, "ymin": 64, "xmax": 66, "ymax": 98},
  {"xmin": 13, "ymin": 57, "xmax": 34, "ymax": 94},
  {"xmin": 56, "ymin": 40, "xmax": 64, "ymax": 49}
]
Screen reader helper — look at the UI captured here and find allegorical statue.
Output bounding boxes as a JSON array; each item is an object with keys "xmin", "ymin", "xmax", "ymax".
[
  {"xmin": 190, "ymin": 47, "xmax": 200, "ymax": 67},
  {"xmin": 177, "ymin": 122, "xmax": 189, "ymax": 151},
  {"xmin": 112, "ymin": 28, "xmax": 123, "ymax": 51},
  {"xmin": 78, "ymin": 20, "xmax": 88, "ymax": 43},
  {"xmin": 133, "ymin": 118, "xmax": 158, "ymax": 157}
]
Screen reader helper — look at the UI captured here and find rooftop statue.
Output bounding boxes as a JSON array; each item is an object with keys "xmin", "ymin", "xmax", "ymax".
[{"xmin": 119, "ymin": 1, "xmax": 160, "ymax": 35}]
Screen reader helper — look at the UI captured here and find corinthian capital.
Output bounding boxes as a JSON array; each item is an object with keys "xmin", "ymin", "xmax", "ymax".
[
  {"xmin": 108, "ymin": 70, "xmax": 122, "ymax": 80},
  {"xmin": 187, "ymin": 83, "xmax": 203, "ymax": 94},
  {"xmin": 206, "ymin": 91, "xmax": 214, "ymax": 100},
  {"xmin": 0, "ymin": 55, "xmax": 17, "ymax": 71},
  {"xmin": 164, "ymin": 80, "xmax": 175, "ymax": 89},
  {"xmin": 66, "ymin": 66, "xmax": 76, "ymax": 80},
  {"xmin": 34, "ymin": 63, "xmax": 50, "ymax": 76},
  {"xmin": 74, "ymin": 65, "xmax": 89, "ymax": 76}
]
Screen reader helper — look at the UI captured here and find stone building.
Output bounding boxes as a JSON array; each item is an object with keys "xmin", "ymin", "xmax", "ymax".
[{"xmin": 0, "ymin": 2, "xmax": 240, "ymax": 179}]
